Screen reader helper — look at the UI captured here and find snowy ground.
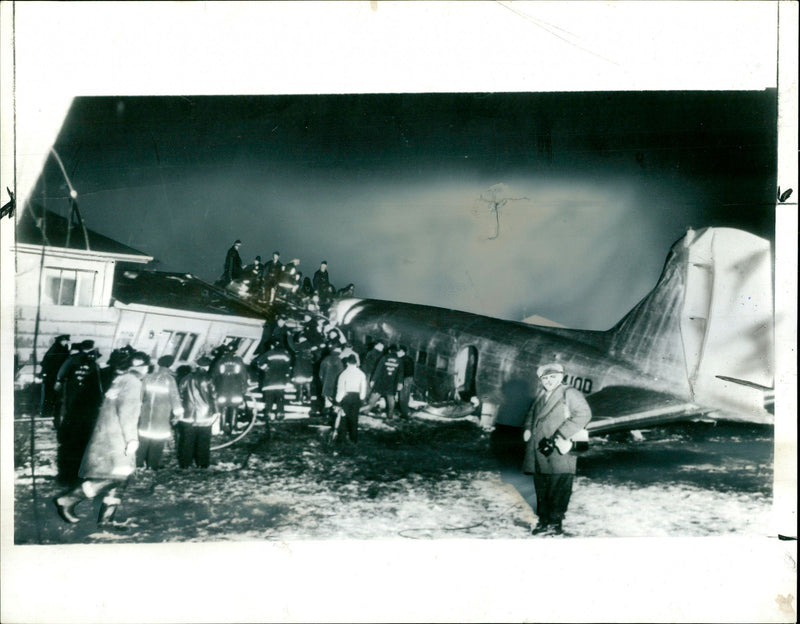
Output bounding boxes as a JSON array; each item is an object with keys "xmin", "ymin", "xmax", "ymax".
[{"xmin": 13, "ymin": 414, "xmax": 773, "ymax": 544}]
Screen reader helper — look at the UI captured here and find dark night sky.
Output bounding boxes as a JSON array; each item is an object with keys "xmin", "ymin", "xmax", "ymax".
[{"xmin": 31, "ymin": 91, "xmax": 777, "ymax": 329}]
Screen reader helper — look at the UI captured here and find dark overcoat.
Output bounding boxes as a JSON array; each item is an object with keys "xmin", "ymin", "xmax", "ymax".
[
  {"xmin": 522, "ymin": 384, "xmax": 592, "ymax": 475},
  {"xmin": 319, "ymin": 353, "xmax": 345, "ymax": 399}
]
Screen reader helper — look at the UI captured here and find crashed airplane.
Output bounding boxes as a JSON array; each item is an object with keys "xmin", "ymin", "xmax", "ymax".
[{"xmin": 325, "ymin": 226, "xmax": 774, "ymax": 434}]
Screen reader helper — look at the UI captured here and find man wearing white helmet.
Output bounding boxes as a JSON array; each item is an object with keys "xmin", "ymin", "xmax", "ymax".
[{"xmin": 522, "ymin": 361, "xmax": 592, "ymax": 536}]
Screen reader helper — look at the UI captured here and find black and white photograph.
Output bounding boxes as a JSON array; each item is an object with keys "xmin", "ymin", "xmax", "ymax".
[{"xmin": 1, "ymin": 2, "xmax": 796, "ymax": 623}]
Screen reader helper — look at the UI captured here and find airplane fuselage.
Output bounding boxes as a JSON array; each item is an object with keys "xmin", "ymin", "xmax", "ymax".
[{"xmin": 331, "ymin": 298, "xmax": 686, "ymax": 431}]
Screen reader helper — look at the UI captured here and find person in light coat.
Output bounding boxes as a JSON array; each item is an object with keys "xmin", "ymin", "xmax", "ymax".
[
  {"xmin": 137, "ymin": 355, "xmax": 183, "ymax": 469},
  {"xmin": 522, "ymin": 361, "xmax": 592, "ymax": 536},
  {"xmin": 54, "ymin": 352, "xmax": 151, "ymax": 530},
  {"xmin": 335, "ymin": 355, "xmax": 368, "ymax": 446}
]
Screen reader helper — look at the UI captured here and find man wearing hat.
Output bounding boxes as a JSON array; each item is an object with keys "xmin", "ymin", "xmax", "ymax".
[
  {"xmin": 522, "ymin": 361, "xmax": 592, "ymax": 535},
  {"xmin": 40, "ymin": 334, "xmax": 71, "ymax": 424},
  {"xmin": 53, "ymin": 339, "xmax": 103, "ymax": 485}
]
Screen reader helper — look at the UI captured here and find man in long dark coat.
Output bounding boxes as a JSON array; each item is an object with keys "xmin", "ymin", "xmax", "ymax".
[
  {"xmin": 40, "ymin": 334, "xmax": 71, "ymax": 424},
  {"xmin": 54, "ymin": 341, "xmax": 104, "ymax": 486},
  {"xmin": 318, "ymin": 347, "xmax": 345, "ymax": 420},
  {"xmin": 221, "ymin": 239, "xmax": 243, "ymax": 286},
  {"xmin": 522, "ymin": 362, "xmax": 592, "ymax": 536},
  {"xmin": 361, "ymin": 341, "xmax": 385, "ymax": 382}
]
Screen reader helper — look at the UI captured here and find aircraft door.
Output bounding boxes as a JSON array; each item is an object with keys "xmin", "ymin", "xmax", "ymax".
[{"xmin": 454, "ymin": 345, "xmax": 478, "ymax": 401}]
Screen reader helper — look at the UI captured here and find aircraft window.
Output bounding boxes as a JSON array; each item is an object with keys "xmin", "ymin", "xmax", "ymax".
[
  {"xmin": 163, "ymin": 331, "xmax": 187, "ymax": 358},
  {"xmin": 179, "ymin": 333, "xmax": 199, "ymax": 361},
  {"xmin": 237, "ymin": 338, "xmax": 255, "ymax": 357},
  {"xmin": 435, "ymin": 354, "xmax": 449, "ymax": 371},
  {"xmin": 417, "ymin": 350, "xmax": 428, "ymax": 365}
]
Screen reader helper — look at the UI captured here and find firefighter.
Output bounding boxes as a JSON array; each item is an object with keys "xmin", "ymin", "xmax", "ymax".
[
  {"xmin": 137, "ymin": 355, "xmax": 183, "ymax": 470},
  {"xmin": 254, "ymin": 340, "xmax": 292, "ymax": 420},
  {"xmin": 364, "ymin": 345, "xmax": 404, "ymax": 419},
  {"xmin": 175, "ymin": 356, "xmax": 218, "ymax": 468},
  {"xmin": 211, "ymin": 344, "xmax": 250, "ymax": 433}
]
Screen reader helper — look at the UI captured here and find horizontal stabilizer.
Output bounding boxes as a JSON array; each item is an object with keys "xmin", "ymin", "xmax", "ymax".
[{"xmin": 585, "ymin": 386, "xmax": 705, "ymax": 434}]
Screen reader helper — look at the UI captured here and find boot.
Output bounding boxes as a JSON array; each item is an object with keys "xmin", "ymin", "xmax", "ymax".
[
  {"xmin": 54, "ymin": 491, "xmax": 84, "ymax": 524},
  {"xmin": 97, "ymin": 496, "xmax": 129, "ymax": 532},
  {"xmin": 531, "ymin": 522, "xmax": 550, "ymax": 536}
]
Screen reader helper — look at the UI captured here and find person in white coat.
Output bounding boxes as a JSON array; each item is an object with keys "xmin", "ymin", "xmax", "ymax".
[{"xmin": 54, "ymin": 352, "xmax": 150, "ymax": 531}]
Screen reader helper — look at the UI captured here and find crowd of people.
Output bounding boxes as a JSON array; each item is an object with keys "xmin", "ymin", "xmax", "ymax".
[
  {"xmin": 44, "ymin": 307, "xmax": 420, "ymax": 531},
  {"xmin": 219, "ymin": 240, "xmax": 355, "ymax": 314}
]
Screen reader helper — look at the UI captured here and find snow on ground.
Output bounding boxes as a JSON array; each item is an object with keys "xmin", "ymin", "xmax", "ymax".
[{"xmin": 13, "ymin": 416, "xmax": 773, "ymax": 544}]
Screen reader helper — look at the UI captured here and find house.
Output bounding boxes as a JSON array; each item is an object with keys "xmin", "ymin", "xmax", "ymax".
[{"xmin": 14, "ymin": 207, "xmax": 264, "ymax": 383}]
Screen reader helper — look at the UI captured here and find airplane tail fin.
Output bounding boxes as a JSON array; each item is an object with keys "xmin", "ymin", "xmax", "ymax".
[{"xmin": 608, "ymin": 227, "xmax": 773, "ymax": 422}]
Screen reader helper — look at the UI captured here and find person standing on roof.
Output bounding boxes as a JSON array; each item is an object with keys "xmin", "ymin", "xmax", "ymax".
[
  {"xmin": 175, "ymin": 356, "xmax": 218, "ymax": 469},
  {"xmin": 243, "ymin": 255, "xmax": 263, "ymax": 295},
  {"xmin": 54, "ymin": 351, "xmax": 151, "ymax": 531},
  {"xmin": 221, "ymin": 239, "xmax": 244, "ymax": 286},
  {"xmin": 40, "ymin": 334, "xmax": 71, "ymax": 425},
  {"xmin": 313, "ymin": 260, "xmax": 332, "ymax": 293},
  {"xmin": 276, "ymin": 260, "xmax": 301, "ymax": 301},
  {"xmin": 523, "ymin": 362, "xmax": 592, "ymax": 536},
  {"xmin": 261, "ymin": 251, "xmax": 283, "ymax": 302},
  {"xmin": 137, "ymin": 355, "xmax": 183, "ymax": 470}
]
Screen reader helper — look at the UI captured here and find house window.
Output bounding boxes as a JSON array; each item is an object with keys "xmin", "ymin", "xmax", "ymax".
[{"xmin": 42, "ymin": 268, "xmax": 96, "ymax": 306}]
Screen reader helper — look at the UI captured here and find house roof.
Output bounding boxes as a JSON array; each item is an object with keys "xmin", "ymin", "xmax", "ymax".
[
  {"xmin": 16, "ymin": 206, "xmax": 151, "ymax": 259},
  {"xmin": 112, "ymin": 269, "xmax": 266, "ymax": 319}
]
